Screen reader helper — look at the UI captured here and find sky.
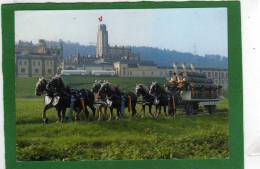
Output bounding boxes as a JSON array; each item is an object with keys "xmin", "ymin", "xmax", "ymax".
[{"xmin": 15, "ymin": 8, "xmax": 227, "ymax": 56}]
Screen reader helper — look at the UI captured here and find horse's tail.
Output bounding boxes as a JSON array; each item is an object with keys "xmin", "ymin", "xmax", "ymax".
[
  {"xmin": 80, "ymin": 98, "xmax": 85, "ymax": 110},
  {"xmin": 172, "ymin": 96, "xmax": 176, "ymax": 110},
  {"xmin": 128, "ymin": 95, "xmax": 132, "ymax": 113}
]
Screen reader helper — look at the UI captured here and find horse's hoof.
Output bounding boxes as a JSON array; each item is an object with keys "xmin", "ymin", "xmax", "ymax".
[{"xmin": 43, "ymin": 118, "xmax": 48, "ymax": 124}]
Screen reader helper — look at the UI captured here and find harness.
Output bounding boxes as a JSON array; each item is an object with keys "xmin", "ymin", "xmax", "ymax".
[{"xmin": 140, "ymin": 92, "xmax": 154, "ymax": 105}]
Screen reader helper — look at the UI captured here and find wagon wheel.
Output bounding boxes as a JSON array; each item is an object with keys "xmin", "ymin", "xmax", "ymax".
[
  {"xmin": 192, "ymin": 102, "xmax": 199, "ymax": 114},
  {"xmin": 205, "ymin": 105, "xmax": 216, "ymax": 114},
  {"xmin": 184, "ymin": 102, "xmax": 194, "ymax": 115}
]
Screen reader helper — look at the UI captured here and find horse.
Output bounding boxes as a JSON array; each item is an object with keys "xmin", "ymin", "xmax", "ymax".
[
  {"xmin": 149, "ymin": 82, "xmax": 169, "ymax": 118},
  {"xmin": 78, "ymin": 88, "xmax": 96, "ymax": 120},
  {"xmin": 47, "ymin": 76, "xmax": 96, "ymax": 121},
  {"xmin": 135, "ymin": 84, "xmax": 155, "ymax": 118},
  {"xmin": 92, "ymin": 80, "xmax": 114, "ymax": 121},
  {"xmin": 35, "ymin": 77, "xmax": 84, "ymax": 123},
  {"xmin": 97, "ymin": 82, "xmax": 137, "ymax": 119}
]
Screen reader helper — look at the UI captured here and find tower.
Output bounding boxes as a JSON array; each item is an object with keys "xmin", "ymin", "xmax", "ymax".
[{"xmin": 96, "ymin": 24, "xmax": 109, "ymax": 58}]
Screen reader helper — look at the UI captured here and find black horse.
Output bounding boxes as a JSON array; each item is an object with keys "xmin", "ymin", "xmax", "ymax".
[
  {"xmin": 35, "ymin": 77, "xmax": 69, "ymax": 123},
  {"xmin": 97, "ymin": 82, "xmax": 137, "ymax": 119},
  {"xmin": 47, "ymin": 76, "xmax": 96, "ymax": 121},
  {"xmin": 135, "ymin": 84, "xmax": 155, "ymax": 118},
  {"xmin": 35, "ymin": 77, "xmax": 85, "ymax": 123},
  {"xmin": 78, "ymin": 88, "xmax": 96, "ymax": 120},
  {"xmin": 149, "ymin": 82, "xmax": 169, "ymax": 118}
]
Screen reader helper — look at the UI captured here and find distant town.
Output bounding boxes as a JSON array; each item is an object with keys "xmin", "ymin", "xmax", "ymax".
[{"xmin": 15, "ymin": 23, "xmax": 228, "ymax": 89}]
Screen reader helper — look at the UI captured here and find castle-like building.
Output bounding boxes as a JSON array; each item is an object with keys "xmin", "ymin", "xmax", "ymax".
[
  {"xmin": 15, "ymin": 39, "xmax": 63, "ymax": 77},
  {"xmin": 96, "ymin": 24, "xmax": 140, "ymax": 61}
]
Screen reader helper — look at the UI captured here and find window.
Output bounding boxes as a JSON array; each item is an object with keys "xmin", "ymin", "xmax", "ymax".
[
  {"xmin": 215, "ymin": 72, "xmax": 218, "ymax": 78},
  {"xmin": 123, "ymin": 67, "xmax": 126, "ymax": 76},
  {"xmin": 151, "ymin": 71, "xmax": 154, "ymax": 76},
  {"xmin": 48, "ymin": 69, "xmax": 52, "ymax": 74},
  {"xmin": 221, "ymin": 72, "xmax": 224, "ymax": 79},
  {"xmin": 38, "ymin": 61, "xmax": 41, "ymax": 66},
  {"xmin": 207, "ymin": 72, "xmax": 211, "ymax": 78},
  {"xmin": 24, "ymin": 61, "xmax": 27, "ymax": 65},
  {"xmin": 21, "ymin": 68, "xmax": 25, "ymax": 73},
  {"xmin": 35, "ymin": 69, "xmax": 39, "ymax": 73}
]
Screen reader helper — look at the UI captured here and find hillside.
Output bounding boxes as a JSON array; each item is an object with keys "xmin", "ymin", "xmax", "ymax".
[{"xmin": 62, "ymin": 41, "xmax": 227, "ymax": 68}]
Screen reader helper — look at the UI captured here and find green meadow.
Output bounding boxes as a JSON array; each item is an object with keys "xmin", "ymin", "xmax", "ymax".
[{"xmin": 16, "ymin": 76, "xmax": 229, "ymax": 161}]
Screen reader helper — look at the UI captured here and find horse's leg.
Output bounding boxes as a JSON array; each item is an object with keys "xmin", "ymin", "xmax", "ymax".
[
  {"xmin": 89, "ymin": 105, "xmax": 96, "ymax": 120},
  {"xmin": 148, "ymin": 105, "xmax": 154, "ymax": 118},
  {"xmin": 132, "ymin": 104, "xmax": 137, "ymax": 118},
  {"xmin": 116, "ymin": 108, "xmax": 120, "ymax": 120},
  {"xmin": 84, "ymin": 107, "xmax": 89, "ymax": 121},
  {"xmin": 142, "ymin": 105, "xmax": 146, "ymax": 118},
  {"xmin": 108, "ymin": 107, "xmax": 113, "ymax": 121},
  {"xmin": 101, "ymin": 106, "xmax": 107, "ymax": 121},
  {"xmin": 164, "ymin": 106, "xmax": 167, "ymax": 117},
  {"xmin": 75, "ymin": 108, "xmax": 81, "ymax": 121},
  {"xmin": 157, "ymin": 106, "xmax": 162, "ymax": 119},
  {"xmin": 43, "ymin": 104, "xmax": 52, "ymax": 124},
  {"xmin": 61, "ymin": 108, "xmax": 66, "ymax": 123},
  {"xmin": 131, "ymin": 102, "xmax": 136, "ymax": 118},
  {"xmin": 97, "ymin": 106, "xmax": 101, "ymax": 121},
  {"xmin": 56, "ymin": 107, "xmax": 61, "ymax": 123},
  {"xmin": 155, "ymin": 105, "xmax": 160, "ymax": 118},
  {"xmin": 159, "ymin": 106, "xmax": 162, "ymax": 118}
]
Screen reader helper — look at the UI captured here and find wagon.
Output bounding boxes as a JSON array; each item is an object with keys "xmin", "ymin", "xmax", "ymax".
[
  {"xmin": 180, "ymin": 90, "xmax": 221, "ymax": 115},
  {"xmin": 166, "ymin": 71, "xmax": 223, "ymax": 115}
]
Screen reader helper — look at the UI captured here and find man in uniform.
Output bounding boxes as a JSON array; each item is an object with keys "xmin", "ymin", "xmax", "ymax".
[{"xmin": 169, "ymin": 72, "xmax": 178, "ymax": 85}]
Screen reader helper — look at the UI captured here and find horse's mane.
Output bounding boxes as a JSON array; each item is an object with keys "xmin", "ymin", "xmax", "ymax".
[
  {"xmin": 150, "ymin": 82, "xmax": 166, "ymax": 94},
  {"xmin": 99, "ymin": 82, "xmax": 122, "ymax": 96},
  {"xmin": 137, "ymin": 84, "xmax": 149, "ymax": 93},
  {"xmin": 49, "ymin": 76, "xmax": 66, "ymax": 89}
]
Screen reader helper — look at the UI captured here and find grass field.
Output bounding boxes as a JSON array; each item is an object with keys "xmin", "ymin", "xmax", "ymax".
[{"xmin": 16, "ymin": 76, "xmax": 229, "ymax": 161}]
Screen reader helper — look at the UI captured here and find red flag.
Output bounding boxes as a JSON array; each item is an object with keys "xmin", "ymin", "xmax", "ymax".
[{"xmin": 98, "ymin": 16, "xmax": 103, "ymax": 22}]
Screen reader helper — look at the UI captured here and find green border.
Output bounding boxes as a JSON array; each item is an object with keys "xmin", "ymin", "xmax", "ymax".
[{"xmin": 2, "ymin": 1, "xmax": 243, "ymax": 169}]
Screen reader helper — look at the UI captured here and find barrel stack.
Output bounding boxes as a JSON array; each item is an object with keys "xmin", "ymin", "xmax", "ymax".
[
  {"xmin": 183, "ymin": 71, "xmax": 219, "ymax": 99},
  {"xmin": 168, "ymin": 64, "xmax": 221, "ymax": 99}
]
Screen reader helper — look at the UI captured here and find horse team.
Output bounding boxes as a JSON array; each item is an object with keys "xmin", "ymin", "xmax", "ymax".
[{"xmin": 35, "ymin": 76, "xmax": 183, "ymax": 123}]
